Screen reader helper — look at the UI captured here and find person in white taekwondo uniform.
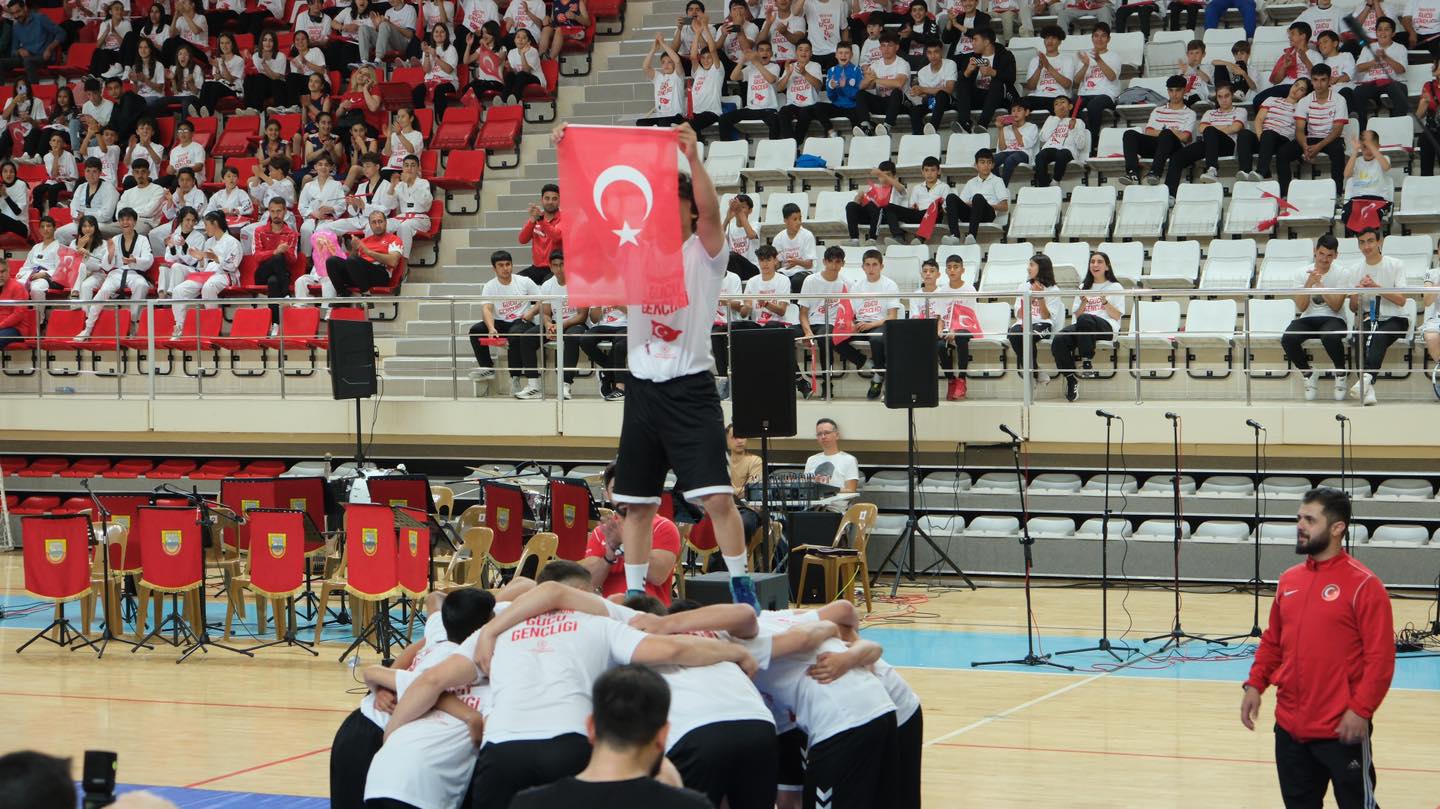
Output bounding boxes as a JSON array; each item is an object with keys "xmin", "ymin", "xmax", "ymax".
[
  {"xmin": 17, "ymin": 216, "xmax": 60, "ymax": 300},
  {"xmin": 203, "ymin": 164, "xmax": 256, "ymax": 235},
  {"xmin": 297, "ymin": 154, "xmax": 348, "ymax": 254},
  {"xmin": 382, "ymin": 561, "xmax": 756, "ymax": 809},
  {"xmin": 76, "ymin": 207, "xmax": 152, "ymax": 338},
  {"xmin": 157, "ymin": 207, "xmax": 206, "ymax": 294},
  {"xmin": 324, "ymin": 152, "xmax": 394, "ymax": 238},
  {"xmin": 148, "ymin": 167, "xmax": 208, "ymax": 256},
  {"xmin": 169, "ymin": 211, "xmax": 242, "ymax": 334},
  {"xmin": 389, "ymin": 154, "xmax": 433, "ymax": 256},
  {"xmin": 58, "ymin": 158, "xmax": 120, "ymax": 244}
]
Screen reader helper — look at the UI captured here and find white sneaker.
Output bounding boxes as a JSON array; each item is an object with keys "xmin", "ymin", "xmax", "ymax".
[
  {"xmin": 963, "ymin": 234, "xmax": 976, "ymax": 245},
  {"xmin": 1303, "ymin": 371, "xmax": 1318, "ymax": 401},
  {"xmin": 1348, "ymin": 373, "xmax": 1374, "ymax": 401},
  {"xmin": 514, "ymin": 381, "xmax": 541, "ymax": 400},
  {"xmin": 1333, "ymin": 373, "xmax": 1347, "ymax": 401},
  {"xmin": 923, "ymin": 122, "xmax": 936, "ymax": 135},
  {"xmin": 940, "ymin": 235, "xmax": 960, "ymax": 245},
  {"xmin": 468, "ymin": 367, "xmax": 495, "ymax": 380},
  {"xmin": 561, "ymin": 382, "xmax": 572, "ymax": 399},
  {"xmin": 1363, "ymin": 385, "xmax": 1378, "ymax": 406},
  {"xmin": 873, "ymin": 123, "xmax": 888, "ymax": 137},
  {"xmin": 1200, "ymin": 167, "xmax": 1219, "ymax": 183}
]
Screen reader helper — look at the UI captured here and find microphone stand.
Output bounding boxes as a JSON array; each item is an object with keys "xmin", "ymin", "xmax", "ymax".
[
  {"xmin": 1337, "ymin": 415, "xmax": 1353, "ymax": 553},
  {"xmin": 974, "ymin": 426, "xmax": 1073, "ymax": 672},
  {"xmin": 1144, "ymin": 413, "xmax": 1227, "ymax": 651},
  {"xmin": 1056, "ymin": 412, "xmax": 1136, "ymax": 661},
  {"xmin": 80, "ymin": 480, "xmax": 150, "ymax": 658},
  {"xmin": 1214, "ymin": 420, "xmax": 1266, "ymax": 644},
  {"xmin": 177, "ymin": 486, "xmax": 253, "ymax": 663}
]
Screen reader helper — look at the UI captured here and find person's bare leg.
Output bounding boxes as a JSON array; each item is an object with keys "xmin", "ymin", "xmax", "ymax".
[
  {"xmin": 701, "ymin": 492, "xmax": 747, "ymax": 564},
  {"xmin": 1426, "ymin": 331, "xmax": 1439, "ymax": 363},
  {"xmin": 620, "ymin": 502, "xmax": 659, "ymax": 594}
]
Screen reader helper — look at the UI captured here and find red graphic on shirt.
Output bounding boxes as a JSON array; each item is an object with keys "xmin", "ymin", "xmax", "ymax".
[
  {"xmin": 1321, "ymin": 584, "xmax": 1341, "ymax": 602},
  {"xmin": 652, "ymin": 321, "xmax": 683, "ymax": 342}
]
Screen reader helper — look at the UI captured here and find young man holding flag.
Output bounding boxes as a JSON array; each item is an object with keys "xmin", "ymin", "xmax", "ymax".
[{"xmin": 553, "ymin": 121, "xmax": 759, "ymax": 611}]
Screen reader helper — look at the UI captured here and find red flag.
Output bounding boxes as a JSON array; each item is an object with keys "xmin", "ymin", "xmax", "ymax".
[
  {"xmin": 1346, "ymin": 199, "xmax": 1388, "ymax": 233},
  {"xmin": 916, "ymin": 199, "xmax": 942, "ymax": 241},
  {"xmin": 558, "ymin": 125, "xmax": 686, "ymax": 308},
  {"xmin": 948, "ymin": 302, "xmax": 982, "ymax": 337},
  {"xmin": 830, "ymin": 295, "xmax": 855, "ymax": 346},
  {"xmin": 52, "ymin": 246, "xmax": 84, "ymax": 290}
]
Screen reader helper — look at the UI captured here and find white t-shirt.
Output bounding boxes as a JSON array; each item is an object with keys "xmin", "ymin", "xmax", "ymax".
[
  {"xmin": 851, "ymin": 275, "xmax": 900, "ymax": 324},
  {"xmin": 1012, "ymin": 281, "xmax": 1065, "ymax": 327},
  {"xmin": 770, "ymin": 15, "xmax": 805, "ymax": 62},
  {"xmin": 1145, "ymin": 103, "xmax": 1197, "ymax": 136},
  {"xmin": 1354, "ymin": 255, "xmax": 1407, "ymax": 319},
  {"xmin": 1077, "ymin": 49, "xmax": 1120, "ymax": 99},
  {"xmin": 726, "ymin": 221, "xmax": 759, "ymax": 265},
  {"xmin": 1323, "ymin": 52, "xmax": 1356, "ymax": 86},
  {"xmin": 801, "ymin": 272, "xmax": 848, "ymax": 326},
  {"xmin": 958, "ymin": 174, "xmax": 1006, "ymax": 207},
  {"xmin": 716, "ymin": 21, "xmax": 759, "ymax": 62},
  {"xmin": 911, "ymin": 59, "xmax": 957, "ymax": 105},
  {"xmin": 1295, "ymin": 263, "xmax": 1356, "ymax": 319},
  {"xmin": 872, "ymin": 657, "xmax": 921, "ymax": 725},
  {"xmin": 653, "ymin": 70, "xmax": 687, "ymax": 117},
  {"xmin": 804, "ymin": 0, "xmax": 845, "ymax": 56},
  {"xmin": 691, "ymin": 64, "xmax": 724, "ymax": 115},
  {"xmin": 1345, "ymin": 155, "xmax": 1393, "ymax": 202},
  {"xmin": 1359, "ymin": 41, "xmax": 1408, "ymax": 84},
  {"xmin": 785, "ymin": 61, "xmax": 823, "ymax": 108},
  {"xmin": 483, "ymin": 609, "xmax": 649, "ymax": 744},
  {"xmin": 539, "ymin": 275, "xmax": 581, "ymax": 323},
  {"xmin": 804, "ymin": 450, "xmax": 860, "ymax": 487},
  {"xmin": 1259, "ymin": 96, "xmax": 1299, "ymax": 139},
  {"xmin": 1199, "ymin": 106, "xmax": 1247, "ymax": 144},
  {"xmin": 745, "ymin": 272, "xmax": 792, "ymax": 324},
  {"xmin": 752, "ymin": 610, "xmax": 896, "ymax": 745},
  {"xmin": 1407, "ymin": 0, "xmax": 1440, "ymax": 36},
  {"xmin": 715, "ymin": 270, "xmax": 743, "ymax": 324},
  {"xmin": 1295, "ymin": 91, "xmax": 1348, "ymax": 139},
  {"xmin": 997, "ymin": 121, "xmax": 1039, "ymax": 158},
  {"xmin": 1026, "ymin": 52, "xmax": 1079, "ymax": 98},
  {"xmin": 869, "ymin": 56, "xmax": 910, "ymax": 98},
  {"xmin": 482, "ymin": 274, "xmax": 539, "ymax": 322},
  {"xmin": 743, "ymin": 63, "xmax": 780, "ymax": 110},
  {"xmin": 1072, "ymin": 281, "xmax": 1125, "ymax": 332},
  {"xmin": 771, "ymin": 227, "xmax": 817, "ymax": 275},
  {"xmin": 1038, "ymin": 116, "xmax": 1085, "ymax": 154},
  {"xmin": 906, "ymin": 179, "xmax": 951, "ymax": 211},
  {"xmin": 1297, "ymin": 4, "xmax": 1344, "ymax": 41},
  {"xmin": 358, "ymin": 612, "xmax": 456, "ymax": 729},
  {"xmin": 858, "ymin": 37, "xmax": 882, "ymax": 68},
  {"xmin": 626, "ymin": 233, "xmax": 729, "ymax": 382}
]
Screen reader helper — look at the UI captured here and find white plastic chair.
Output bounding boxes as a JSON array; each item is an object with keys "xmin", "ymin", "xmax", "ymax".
[
  {"xmin": 1029, "ymin": 473, "xmax": 1083, "ymax": 493},
  {"xmin": 1060, "ymin": 185, "xmax": 1117, "ymax": 241},
  {"xmin": 1140, "ymin": 474, "xmax": 1196, "ymax": 494},
  {"xmin": 1198, "ymin": 475, "xmax": 1255, "ymax": 496},
  {"xmin": 837, "ymin": 135, "xmax": 894, "ymax": 185},
  {"xmin": 1135, "ymin": 519, "xmax": 1190, "ymax": 540},
  {"xmin": 1098, "ymin": 241, "xmax": 1144, "ymax": 286},
  {"xmin": 1112, "ymin": 184, "xmax": 1169, "ymax": 239},
  {"xmin": 1395, "ymin": 175, "xmax": 1440, "ymax": 231},
  {"xmin": 971, "ymin": 472, "xmax": 1022, "ymax": 493},
  {"xmin": 789, "ymin": 136, "xmax": 845, "ymax": 189},
  {"xmin": 1007, "ymin": 186, "xmax": 1064, "ymax": 240},
  {"xmin": 966, "ymin": 515, "xmax": 1021, "ymax": 536},
  {"xmin": 1374, "ymin": 478, "xmax": 1434, "ymax": 499},
  {"xmin": 1199, "ymin": 239, "xmax": 1257, "ymax": 290},
  {"xmin": 807, "ymin": 190, "xmax": 854, "ymax": 238},
  {"xmin": 978, "ymin": 242, "xmax": 1033, "ymax": 293},
  {"xmin": 1076, "ymin": 518, "xmax": 1133, "ymax": 539},
  {"xmin": 1027, "ymin": 517, "xmax": 1076, "ymax": 537},
  {"xmin": 759, "ymin": 192, "xmax": 811, "ymax": 237},
  {"xmin": 1370, "ymin": 524, "xmax": 1429, "ymax": 545},
  {"xmin": 1146, "ymin": 241, "xmax": 1202, "ymax": 288},
  {"xmin": 1167, "ymin": 182, "xmax": 1224, "ymax": 239},
  {"xmin": 1082, "ymin": 474, "xmax": 1139, "ymax": 494},
  {"xmin": 1280, "ymin": 180, "xmax": 1337, "ymax": 234},
  {"xmin": 1043, "ymin": 241, "xmax": 1091, "ymax": 289},
  {"xmin": 941, "ymin": 133, "xmax": 993, "ymax": 180},
  {"xmin": 1318, "ymin": 476, "xmax": 1373, "ymax": 498},
  {"xmin": 742, "ymin": 138, "xmax": 797, "ymax": 189},
  {"xmin": 919, "ymin": 470, "xmax": 972, "ymax": 492},
  {"xmin": 1260, "ymin": 476, "xmax": 1312, "ymax": 496},
  {"xmin": 1194, "ymin": 520, "xmax": 1251, "ymax": 541},
  {"xmin": 895, "ymin": 133, "xmax": 943, "ymax": 177},
  {"xmin": 1222, "ymin": 181, "xmax": 1282, "ymax": 236},
  {"xmin": 1256, "ymin": 239, "xmax": 1315, "ymax": 289}
]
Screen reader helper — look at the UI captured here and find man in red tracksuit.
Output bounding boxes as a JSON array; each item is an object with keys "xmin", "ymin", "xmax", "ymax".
[
  {"xmin": 1241, "ymin": 487, "xmax": 1395, "ymax": 809},
  {"xmin": 0, "ymin": 260, "xmax": 36, "ymax": 349},
  {"xmin": 517, "ymin": 183, "xmax": 563, "ymax": 284}
]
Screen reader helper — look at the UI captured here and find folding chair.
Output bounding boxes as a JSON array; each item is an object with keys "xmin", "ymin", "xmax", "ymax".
[
  {"xmin": 224, "ymin": 508, "xmax": 318, "ymax": 654},
  {"xmin": 16, "ymin": 514, "xmax": 100, "ymax": 654},
  {"xmin": 795, "ymin": 503, "xmax": 878, "ymax": 612}
]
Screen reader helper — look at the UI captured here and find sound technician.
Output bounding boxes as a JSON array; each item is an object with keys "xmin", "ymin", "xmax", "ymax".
[
  {"xmin": 804, "ymin": 418, "xmax": 860, "ymax": 493},
  {"xmin": 1240, "ymin": 487, "xmax": 1395, "ymax": 809}
]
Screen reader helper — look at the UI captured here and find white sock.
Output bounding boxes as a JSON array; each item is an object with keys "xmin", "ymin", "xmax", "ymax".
[
  {"xmin": 722, "ymin": 553, "xmax": 748, "ymax": 577},
  {"xmin": 624, "ymin": 563, "xmax": 648, "ymax": 593}
]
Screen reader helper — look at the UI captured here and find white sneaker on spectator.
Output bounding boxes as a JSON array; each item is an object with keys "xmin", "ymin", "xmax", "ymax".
[
  {"xmin": 923, "ymin": 123, "xmax": 936, "ymax": 135},
  {"xmin": 561, "ymin": 383, "xmax": 572, "ymax": 399},
  {"xmin": 1200, "ymin": 167, "xmax": 1219, "ymax": 183},
  {"xmin": 468, "ymin": 367, "xmax": 495, "ymax": 380},
  {"xmin": 963, "ymin": 234, "xmax": 976, "ymax": 245},
  {"xmin": 1363, "ymin": 385, "xmax": 1377, "ymax": 406},
  {"xmin": 1303, "ymin": 371, "xmax": 1318, "ymax": 401},
  {"xmin": 851, "ymin": 125, "xmax": 865, "ymax": 138},
  {"xmin": 1333, "ymin": 373, "xmax": 1347, "ymax": 401},
  {"xmin": 940, "ymin": 235, "xmax": 960, "ymax": 245},
  {"xmin": 873, "ymin": 123, "xmax": 888, "ymax": 137},
  {"xmin": 1348, "ymin": 372, "xmax": 1374, "ymax": 401},
  {"xmin": 514, "ymin": 381, "xmax": 541, "ymax": 400}
]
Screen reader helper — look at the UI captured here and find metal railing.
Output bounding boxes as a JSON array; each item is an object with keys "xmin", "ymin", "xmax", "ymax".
[{"xmin": 1, "ymin": 284, "xmax": 1434, "ymax": 407}]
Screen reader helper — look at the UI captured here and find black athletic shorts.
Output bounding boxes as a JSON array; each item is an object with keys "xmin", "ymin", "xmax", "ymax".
[
  {"xmin": 804, "ymin": 713, "xmax": 899, "ymax": 809},
  {"xmin": 331, "ymin": 708, "xmax": 385, "ymax": 809},
  {"xmin": 896, "ymin": 708, "xmax": 923, "ymax": 809},
  {"xmin": 468, "ymin": 733, "xmax": 591, "ymax": 809},
  {"xmin": 668, "ymin": 719, "xmax": 778, "ymax": 809},
  {"xmin": 777, "ymin": 728, "xmax": 808, "ymax": 794},
  {"xmin": 613, "ymin": 371, "xmax": 731, "ymax": 505}
]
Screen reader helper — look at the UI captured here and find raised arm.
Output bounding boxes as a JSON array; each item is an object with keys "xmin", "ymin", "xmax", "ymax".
[
  {"xmin": 807, "ymin": 638, "xmax": 884, "ymax": 682},
  {"xmin": 630, "ymin": 632, "xmax": 757, "ymax": 674},
  {"xmin": 678, "ymin": 122, "xmax": 724, "ymax": 256}
]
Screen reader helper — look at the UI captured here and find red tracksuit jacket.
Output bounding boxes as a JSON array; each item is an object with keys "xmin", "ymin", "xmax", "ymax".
[{"xmin": 1244, "ymin": 551, "xmax": 1395, "ymax": 742}]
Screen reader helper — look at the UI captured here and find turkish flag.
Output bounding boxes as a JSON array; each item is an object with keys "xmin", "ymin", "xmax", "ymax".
[
  {"xmin": 52, "ymin": 246, "xmax": 84, "ymax": 290},
  {"xmin": 830, "ymin": 295, "xmax": 855, "ymax": 346},
  {"xmin": 916, "ymin": 199, "xmax": 942, "ymax": 241},
  {"xmin": 948, "ymin": 303, "xmax": 982, "ymax": 337},
  {"xmin": 559, "ymin": 125, "xmax": 686, "ymax": 308}
]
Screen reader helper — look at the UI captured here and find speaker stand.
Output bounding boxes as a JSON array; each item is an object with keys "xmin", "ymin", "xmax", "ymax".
[
  {"xmin": 354, "ymin": 398, "xmax": 365, "ymax": 468},
  {"xmin": 879, "ymin": 406, "xmax": 974, "ymax": 594}
]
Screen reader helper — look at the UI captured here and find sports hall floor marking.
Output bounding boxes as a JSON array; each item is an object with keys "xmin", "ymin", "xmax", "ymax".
[
  {"xmin": 928, "ymin": 741, "xmax": 1440, "ymax": 775},
  {"xmin": 183, "ymin": 746, "xmax": 333, "ymax": 789},
  {"xmin": 924, "ymin": 669, "xmax": 1115, "ymax": 747},
  {"xmin": 0, "ymin": 690, "xmax": 351, "ymax": 715}
]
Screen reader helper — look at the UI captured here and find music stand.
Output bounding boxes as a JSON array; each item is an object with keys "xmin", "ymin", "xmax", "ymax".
[
  {"xmin": 339, "ymin": 505, "xmax": 427, "ymax": 664},
  {"xmin": 240, "ymin": 508, "xmax": 322, "ymax": 656},
  {"xmin": 15, "ymin": 514, "xmax": 101, "ymax": 655},
  {"xmin": 549, "ymin": 477, "xmax": 599, "ymax": 561},
  {"xmin": 80, "ymin": 480, "xmax": 149, "ymax": 658}
]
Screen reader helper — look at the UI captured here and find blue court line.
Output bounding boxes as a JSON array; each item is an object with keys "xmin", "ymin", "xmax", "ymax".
[
  {"xmin": 862, "ymin": 627, "xmax": 1440, "ymax": 691},
  {"xmin": 104, "ymin": 784, "xmax": 325, "ymax": 807}
]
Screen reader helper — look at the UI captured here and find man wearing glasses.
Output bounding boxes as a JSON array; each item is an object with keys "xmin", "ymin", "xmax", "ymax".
[{"xmin": 804, "ymin": 418, "xmax": 861, "ymax": 492}]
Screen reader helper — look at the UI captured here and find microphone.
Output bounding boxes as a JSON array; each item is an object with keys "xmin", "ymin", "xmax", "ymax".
[
  {"xmin": 1245, "ymin": 419, "xmax": 1265, "ymax": 431},
  {"xmin": 1335, "ymin": 413, "xmax": 1350, "ymax": 422},
  {"xmin": 1164, "ymin": 412, "xmax": 1179, "ymax": 420},
  {"xmin": 999, "ymin": 423, "xmax": 1022, "ymax": 442},
  {"xmin": 1095, "ymin": 409, "xmax": 1117, "ymax": 419}
]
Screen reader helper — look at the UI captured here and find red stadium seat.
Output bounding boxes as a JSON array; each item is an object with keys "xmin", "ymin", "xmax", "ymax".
[
  {"xmin": 11, "ymin": 495, "xmax": 62, "ymax": 514},
  {"xmin": 476, "ymin": 105, "xmax": 523, "ymax": 169},
  {"xmin": 378, "ymin": 68, "xmax": 424, "ymax": 109},
  {"xmin": 146, "ymin": 459, "xmax": 198, "ymax": 479},
  {"xmin": 190, "ymin": 116, "xmax": 220, "ymax": 150},
  {"xmin": 119, "ymin": 308, "xmax": 176, "ymax": 351},
  {"xmin": 521, "ymin": 60, "xmax": 560, "ymax": 123},
  {"xmin": 18, "ymin": 457, "xmax": 68, "ymax": 477},
  {"xmin": 159, "ymin": 309, "xmax": 224, "ymax": 351},
  {"xmin": 258, "ymin": 306, "xmax": 320, "ymax": 350},
  {"xmin": 206, "ymin": 156, "xmax": 259, "ymax": 194},
  {"xmin": 51, "ymin": 43, "xmax": 95, "ymax": 79},
  {"xmin": 67, "ymin": 309, "xmax": 133, "ymax": 352},
  {"xmin": 430, "ymin": 106, "xmax": 480, "ymax": 151},
  {"xmin": 406, "ymin": 199, "xmax": 444, "ymax": 267},
  {"xmin": 53, "ymin": 497, "xmax": 95, "ymax": 516},
  {"xmin": 59, "ymin": 458, "xmax": 112, "ymax": 478},
  {"xmin": 414, "ymin": 107, "xmax": 434, "ymax": 140},
  {"xmin": 588, "ymin": 0, "xmax": 624, "ymax": 34},
  {"xmin": 239, "ymin": 459, "xmax": 287, "ymax": 477},
  {"xmin": 212, "ymin": 115, "xmax": 261, "ymax": 158},
  {"xmin": 192, "ymin": 459, "xmax": 244, "ymax": 479},
  {"xmin": 0, "ymin": 457, "xmax": 29, "ymax": 475},
  {"xmin": 217, "ymin": 308, "xmax": 273, "ymax": 374},
  {"xmin": 268, "ymin": 112, "xmax": 302, "ymax": 143},
  {"xmin": 559, "ymin": 19, "xmax": 596, "ymax": 76},
  {"xmin": 103, "ymin": 458, "xmax": 155, "ymax": 478},
  {"xmin": 35, "ymin": 310, "xmax": 85, "ymax": 353},
  {"xmin": 432, "ymin": 150, "xmax": 486, "ymax": 214}
]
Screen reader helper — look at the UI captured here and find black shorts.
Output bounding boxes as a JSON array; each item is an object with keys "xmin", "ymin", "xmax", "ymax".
[
  {"xmin": 777, "ymin": 728, "xmax": 808, "ymax": 794},
  {"xmin": 668, "ymin": 719, "xmax": 778, "ymax": 809},
  {"xmin": 331, "ymin": 708, "xmax": 385, "ymax": 809},
  {"xmin": 468, "ymin": 733, "xmax": 590, "ymax": 809},
  {"xmin": 614, "ymin": 371, "xmax": 731, "ymax": 505},
  {"xmin": 896, "ymin": 708, "xmax": 923, "ymax": 809},
  {"xmin": 804, "ymin": 713, "xmax": 898, "ymax": 809}
]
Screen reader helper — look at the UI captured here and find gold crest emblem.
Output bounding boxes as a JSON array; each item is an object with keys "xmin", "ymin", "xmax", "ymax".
[
  {"xmin": 240, "ymin": 499, "xmax": 260, "ymax": 514},
  {"xmin": 44, "ymin": 538, "xmax": 66, "ymax": 564},
  {"xmin": 289, "ymin": 498, "xmax": 307, "ymax": 511},
  {"xmin": 563, "ymin": 504, "xmax": 577, "ymax": 528},
  {"xmin": 496, "ymin": 507, "xmax": 510, "ymax": 532},
  {"xmin": 406, "ymin": 529, "xmax": 419, "ymax": 556},
  {"xmin": 268, "ymin": 532, "xmax": 287, "ymax": 558},
  {"xmin": 362, "ymin": 527, "xmax": 379, "ymax": 556},
  {"xmin": 161, "ymin": 530, "xmax": 183, "ymax": 556},
  {"xmin": 388, "ymin": 498, "xmax": 408, "ymax": 508}
]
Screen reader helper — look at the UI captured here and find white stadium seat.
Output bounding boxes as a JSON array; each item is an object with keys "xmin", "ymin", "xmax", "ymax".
[
  {"xmin": 1146, "ymin": 241, "xmax": 1202, "ymax": 288},
  {"xmin": 1060, "ymin": 185, "xmax": 1117, "ymax": 241},
  {"xmin": 1112, "ymin": 183, "xmax": 1169, "ymax": 240},
  {"xmin": 1167, "ymin": 182, "xmax": 1224, "ymax": 239},
  {"xmin": 1199, "ymin": 240, "xmax": 1257, "ymax": 290},
  {"xmin": 789, "ymin": 136, "xmax": 845, "ymax": 189},
  {"xmin": 1222, "ymin": 181, "xmax": 1281, "ymax": 236},
  {"xmin": 742, "ymin": 138, "xmax": 796, "ymax": 189},
  {"xmin": 1006, "ymin": 186, "xmax": 1064, "ymax": 241},
  {"xmin": 1135, "ymin": 519, "xmax": 1190, "ymax": 540},
  {"xmin": 979, "ymin": 243, "xmax": 1034, "ymax": 293}
]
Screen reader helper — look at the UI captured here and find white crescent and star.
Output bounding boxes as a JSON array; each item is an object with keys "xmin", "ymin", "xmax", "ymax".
[{"xmin": 592, "ymin": 164, "xmax": 653, "ymax": 247}]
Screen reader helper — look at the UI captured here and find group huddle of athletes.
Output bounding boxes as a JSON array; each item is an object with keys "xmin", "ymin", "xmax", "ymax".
[{"xmin": 330, "ymin": 561, "xmax": 921, "ymax": 809}]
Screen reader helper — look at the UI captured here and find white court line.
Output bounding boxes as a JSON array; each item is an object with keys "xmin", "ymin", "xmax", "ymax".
[{"xmin": 923, "ymin": 670, "xmax": 1112, "ymax": 748}]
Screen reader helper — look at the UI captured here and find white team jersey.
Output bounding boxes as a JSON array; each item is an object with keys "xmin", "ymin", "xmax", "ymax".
[
  {"xmin": 872, "ymin": 657, "xmax": 921, "ymax": 725},
  {"xmin": 751, "ymin": 609, "xmax": 896, "ymax": 745},
  {"xmin": 745, "ymin": 272, "xmax": 792, "ymax": 324},
  {"xmin": 626, "ymin": 233, "xmax": 728, "ymax": 382},
  {"xmin": 482, "ymin": 275, "xmax": 539, "ymax": 322},
  {"xmin": 539, "ymin": 275, "xmax": 580, "ymax": 323},
  {"xmin": 483, "ymin": 609, "xmax": 648, "ymax": 744}
]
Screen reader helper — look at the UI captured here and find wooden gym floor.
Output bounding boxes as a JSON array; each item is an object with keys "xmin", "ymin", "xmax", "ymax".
[{"xmin": 2, "ymin": 553, "xmax": 1438, "ymax": 808}]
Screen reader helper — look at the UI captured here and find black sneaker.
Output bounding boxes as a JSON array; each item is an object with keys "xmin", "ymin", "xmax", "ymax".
[
  {"xmin": 1119, "ymin": 171, "xmax": 1140, "ymax": 186},
  {"xmin": 1065, "ymin": 375, "xmax": 1079, "ymax": 402},
  {"xmin": 797, "ymin": 378, "xmax": 813, "ymax": 399},
  {"xmin": 867, "ymin": 379, "xmax": 883, "ymax": 400},
  {"xmin": 1081, "ymin": 358, "xmax": 1094, "ymax": 378}
]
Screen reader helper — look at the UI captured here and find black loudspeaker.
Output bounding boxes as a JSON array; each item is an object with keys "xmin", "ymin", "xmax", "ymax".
[
  {"xmin": 884, "ymin": 317, "xmax": 939, "ymax": 409},
  {"xmin": 730, "ymin": 327, "xmax": 797, "ymax": 438},
  {"xmin": 329, "ymin": 318, "xmax": 378, "ymax": 400},
  {"xmin": 686, "ymin": 571, "xmax": 790, "ymax": 610}
]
